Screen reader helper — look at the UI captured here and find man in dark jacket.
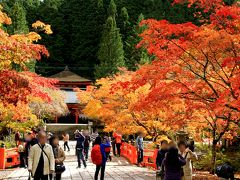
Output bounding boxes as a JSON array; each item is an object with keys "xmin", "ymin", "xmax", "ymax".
[
  {"xmin": 75, "ymin": 130, "xmax": 87, "ymax": 168},
  {"xmin": 156, "ymin": 140, "xmax": 169, "ymax": 179},
  {"xmin": 156, "ymin": 140, "xmax": 169, "ymax": 169}
]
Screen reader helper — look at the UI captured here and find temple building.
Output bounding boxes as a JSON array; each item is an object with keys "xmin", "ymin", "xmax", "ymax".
[{"xmin": 49, "ymin": 66, "xmax": 92, "ymax": 124}]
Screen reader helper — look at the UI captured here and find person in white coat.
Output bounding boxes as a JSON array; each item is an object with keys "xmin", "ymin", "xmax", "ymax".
[
  {"xmin": 28, "ymin": 131, "xmax": 55, "ymax": 180},
  {"xmin": 178, "ymin": 141, "xmax": 198, "ymax": 180}
]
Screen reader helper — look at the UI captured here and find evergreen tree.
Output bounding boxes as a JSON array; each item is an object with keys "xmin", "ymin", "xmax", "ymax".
[
  {"xmin": 49, "ymin": 0, "xmax": 107, "ymax": 77},
  {"xmin": 95, "ymin": 14, "xmax": 125, "ymax": 78},
  {"xmin": 108, "ymin": 0, "xmax": 117, "ymax": 17},
  {"xmin": 118, "ymin": 7, "xmax": 131, "ymax": 43},
  {"xmin": 125, "ymin": 13, "xmax": 151, "ymax": 70},
  {"xmin": 1, "ymin": 0, "xmax": 28, "ymax": 34}
]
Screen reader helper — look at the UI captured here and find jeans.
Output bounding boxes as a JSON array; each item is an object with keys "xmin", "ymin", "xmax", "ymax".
[
  {"xmin": 94, "ymin": 164, "xmax": 106, "ymax": 180},
  {"xmin": 84, "ymin": 147, "xmax": 89, "ymax": 160},
  {"xmin": 116, "ymin": 143, "xmax": 121, "ymax": 156},
  {"xmin": 76, "ymin": 148, "xmax": 86, "ymax": 167},
  {"xmin": 64, "ymin": 141, "xmax": 70, "ymax": 151},
  {"xmin": 138, "ymin": 149, "xmax": 143, "ymax": 164}
]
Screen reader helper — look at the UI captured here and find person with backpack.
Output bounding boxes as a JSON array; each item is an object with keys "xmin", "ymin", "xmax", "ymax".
[
  {"xmin": 178, "ymin": 141, "xmax": 198, "ymax": 180},
  {"xmin": 91, "ymin": 136, "xmax": 110, "ymax": 180},
  {"xmin": 216, "ymin": 162, "xmax": 234, "ymax": 180},
  {"xmin": 103, "ymin": 136, "xmax": 112, "ymax": 161}
]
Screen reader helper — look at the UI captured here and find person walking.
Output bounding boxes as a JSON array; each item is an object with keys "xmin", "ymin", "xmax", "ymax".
[
  {"xmin": 136, "ymin": 131, "xmax": 144, "ymax": 166},
  {"xmin": 163, "ymin": 147, "xmax": 186, "ymax": 180},
  {"xmin": 15, "ymin": 131, "xmax": 21, "ymax": 146},
  {"xmin": 178, "ymin": 141, "xmax": 198, "ymax": 180},
  {"xmin": 90, "ymin": 129, "xmax": 99, "ymax": 143},
  {"xmin": 91, "ymin": 136, "xmax": 110, "ymax": 180},
  {"xmin": 18, "ymin": 140, "xmax": 26, "ymax": 168},
  {"xmin": 28, "ymin": 131, "xmax": 55, "ymax": 180},
  {"xmin": 75, "ymin": 130, "xmax": 87, "ymax": 168},
  {"xmin": 25, "ymin": 131, "xmax": 38, "ymax": 167},
  {"xmin": 103, "ymin": 136, "xmax": 112, "ymax": 161},
  {"xmin": 83, "ymin": 130, "xmax": 90, "ymax": 161},
  {"xmin": 111, "ymin": 136, "xmax": 116, "ymax": 156},
  {"xmin": 62, "ymin": 132, "xmax": 70, "ymax": 152},
  {"xmin": 113, "ymin": 131, "xmax": 122, "ymax": 157},
  {"xmin": 50, "ymin": 136, "xmax": 66, "ymax": 180},
  {"xmin": 156, "ymin": 140, "xmax": 169, "ymax": 179}
]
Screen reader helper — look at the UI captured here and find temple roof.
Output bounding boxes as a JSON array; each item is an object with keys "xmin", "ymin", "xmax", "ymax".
[{"xmin": 50, "ymin": 66, "xmax": 91, "ymax": 82}]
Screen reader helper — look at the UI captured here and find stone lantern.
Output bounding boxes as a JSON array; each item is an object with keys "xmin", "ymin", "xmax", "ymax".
[{"xmin": 175, "ymin": 130, "xmax": 189, "ymax": 142}]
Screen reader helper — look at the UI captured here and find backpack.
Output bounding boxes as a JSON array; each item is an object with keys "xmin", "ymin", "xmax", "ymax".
[
  {"xmin": 216, "ymin": 164, "xmax": 234, "ymax": 178},
  {"xmin": 91, "ymin": 144, "xmax": 102, "ymax": 165},
  {"xmin": 105, "ymin": 147, "xmax": 111, "ymax": 153}
]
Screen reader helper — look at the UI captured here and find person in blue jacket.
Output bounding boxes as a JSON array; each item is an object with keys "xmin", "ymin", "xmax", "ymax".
[{"xmin": 93, "ymin": 136, "xmax": 110, "ymax": 180}]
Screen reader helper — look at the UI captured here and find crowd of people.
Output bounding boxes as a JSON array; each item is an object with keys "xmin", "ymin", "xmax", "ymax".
[
  {"xmin": 15, "ymin": 128, "xmax": 124, "ymax": 180},
  {"xmin": 155, "ymin": 140, "xmax": 198, "ymax": 180},
  {"xmin": 14, "ymin": 129, "xmax": 235, "ymax": 180}
]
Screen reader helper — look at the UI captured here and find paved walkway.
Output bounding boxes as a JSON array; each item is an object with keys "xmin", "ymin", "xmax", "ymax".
[{"xmin": 4, "ymin": 141, "xmax": 155, "ymax": 180}]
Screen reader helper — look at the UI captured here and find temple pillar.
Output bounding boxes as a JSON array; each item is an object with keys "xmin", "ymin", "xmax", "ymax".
[
  {"xmin": 55, "ymin": 117, "xmax": 58, "ymax": 123},
  {"xmin": 75, "ymin": 110, "xmax": 79, "ymax": 124}
]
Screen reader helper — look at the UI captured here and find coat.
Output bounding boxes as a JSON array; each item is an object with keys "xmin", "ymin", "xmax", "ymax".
[
  {"xmin": 181, "ymin": 151, "xmax": 198, "ymax": 180},
  {"xmin": 113, "ymin": 132, "xmax": 122, "ymax": 144},
  {"xmin": 163, "ymin": 155, "xmax": 186, "ymax": 180},
  {"xmin": 28, "ymin": 143, "xmax": 55, "ymax": 176},
  {"xmin": 53, "ymin": 145, "xmax": 66, "ymax": 164},
  {"xmin": 52, "ymin": 145, "xmax": 65, "ymax": 174}
]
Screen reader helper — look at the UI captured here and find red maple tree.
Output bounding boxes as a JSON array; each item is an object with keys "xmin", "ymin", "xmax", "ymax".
[{"xmin": 125, "ymin": 1, "xmax": 240, "ymax": 171}]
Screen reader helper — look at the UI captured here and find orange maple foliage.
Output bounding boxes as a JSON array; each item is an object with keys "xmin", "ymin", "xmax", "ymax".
[
  {"xmin": 0, "ymin": 6, "xmax": 63, "ymax": 129},
  {"xmin": 76, "ymin": 70, "xmax": 185, "ymax": 139}
]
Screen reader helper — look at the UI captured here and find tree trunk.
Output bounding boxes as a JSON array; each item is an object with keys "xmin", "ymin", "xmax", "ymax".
[{"xmin": 211, "ymin": 140, "xmax": 217, "ymax": 174}]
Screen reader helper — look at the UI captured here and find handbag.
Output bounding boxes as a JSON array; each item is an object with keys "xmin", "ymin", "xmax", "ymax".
[{"xmin": 55, "ymin": 164, "xmax": 66, "ymax": 173}]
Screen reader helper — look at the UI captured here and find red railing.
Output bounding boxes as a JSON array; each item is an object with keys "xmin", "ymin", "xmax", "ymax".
[
  {"xmin": 0, "ymin": 148, "xmax": 20, "ymax": 169},
  {"xmin": 121, "ymin": 142, "xmax": 157, "ymax": 169}
]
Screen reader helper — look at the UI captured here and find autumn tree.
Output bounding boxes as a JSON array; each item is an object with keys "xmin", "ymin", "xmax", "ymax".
[
  {"xmin": 76, "ymin": 69, "xmax": 183, "ymax": 139},
  {"xmin": 125, "ymin": 1, "xmax": 240, "ymax": 172},
  {"xmin": 0, "ymin": 6, "xmax": 67, "ymax": 134}
]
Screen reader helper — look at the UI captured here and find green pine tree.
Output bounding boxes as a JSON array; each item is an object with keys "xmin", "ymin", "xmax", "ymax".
[
  {"xmin": 1, "ymin": 0, "xmax": 28, "ymax": 34},
  {"xmin": 125, "ymin": 13, "xmax": 151, "ymax": 70},
  {"xmin": 95, "ymin": 15, "xmax": 125, "ymax": 78},
  {"xmin": 108, "ymin": 0, "xmax": 117, "ymax": 17}
]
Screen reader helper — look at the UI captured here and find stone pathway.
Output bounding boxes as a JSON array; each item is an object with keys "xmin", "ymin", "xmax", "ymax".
[{"xmin": 3, "ymin": 141, "xmax": 155, "ymax": 180}]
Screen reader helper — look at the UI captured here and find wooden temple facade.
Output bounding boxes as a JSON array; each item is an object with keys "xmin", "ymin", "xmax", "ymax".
[{"xmin": 50, "ymin": 66, "xmax": 92, "ymax": 124}]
